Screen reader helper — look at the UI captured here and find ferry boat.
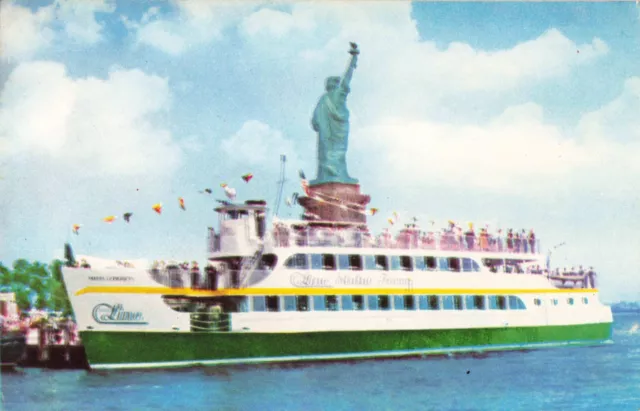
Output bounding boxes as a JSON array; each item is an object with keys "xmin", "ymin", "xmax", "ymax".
[{"xmin": 61, "ymin": 202, "xmax": 613, "ymax": 370}]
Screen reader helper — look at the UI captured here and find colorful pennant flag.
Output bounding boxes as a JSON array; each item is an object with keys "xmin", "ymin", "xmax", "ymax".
[
  {"xmin": 179, "ymin": 197, "xmax": 186, "ymax": 210},
  {"xmin": 72, "ymin": 224, "xmax": 81, "ymax": 235},
  {"xmin": 124, "ymin": 212, "xmax": 133, "ymax": 223},
  {"xmin": 221, "ymin": 183, "xmax": 236, "ymax": 200},
  {"xmin": 103, "ymin": 215, "xmax": 116, "ymax": 223},
  {"xmin": 242, "ymin": 173, "xmax": 253, "ymax": 183},
  {"xmin": 152, "ymin": 203, "xmax": 163, "ymax": 214}
]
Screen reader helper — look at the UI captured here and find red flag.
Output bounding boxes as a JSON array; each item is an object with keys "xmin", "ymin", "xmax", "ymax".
[
  {"xmin": 72, "ymin": 224, "xmax": 81, "ymax": 234},
  {"xmin": 242, "ymin": 173, "xmax": 253, "ymax": 183},
  {"xmin": 178, "ymin": 197, "xmax": 186, "ymax": 210},
  {"xmin": 152, "ymin": 203, "xmax": 162, "ymax": 214}
]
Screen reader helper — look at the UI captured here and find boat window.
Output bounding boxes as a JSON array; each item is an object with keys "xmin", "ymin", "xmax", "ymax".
[
  {"xmin": 339, "ymin": 254, "xmax": 363, "ymax": 271},
  {"xmin": 428, "ymin": 295, "xmax": 440, "ymax": 310},
  {"xmin": 442, "ymin": 296, "xmax": 454, "ymax": 310},
  {"xmin": 567, "ymin": 297, "xmax": 575, "ymax": 306},
  {"xmin": 551, "ymin": 298, "xmax": 559, "ymax": 306},
  {"xmin": 238, "ymin": 298, "xmax": 249, "ymax": 313},
  {"xmin": 259, "ymin": 254, "xmax": 277, "ymax": 270},
  {"xmin": 364, "ymin": 255, "xmax": 377, "ymax": 270},
  {"xmin": 296, "ymin": 296, "xmax": 309, "ymax": 312},
  {"xmin": 533, "ymin": 298, "xmax": 542, "ymax": 306},
  {"xmin": 506, "ymin": 259, "xmax": 524, "ymax": 274},
  {"xmin": 582, "ymin": 297, "xmax": 589, "ymax": 305},
  {"xmin": 341, "ymin": 295, "xmax": 354, "ymax": 310},
  {"xmin": 400, "ymin": 256, "xmax": 412, "ymax": 271},
  {"xmin": 353, "ymin": 295, "xmax": 365, "ymax": 311},
  {"xmin": 438, "ymin": 257, "xmax": 449, "ymax": 271},
  {"xmin": 378, "ymin": 295, "xmax": 391, "ymax": 310},
  {"xmin": 367, "ymin": 295, "xmax": 379, "ymax": 310},
  {"xmin": 390, "ymin": 256, "xmax": 402, "ymax": 271},
  {"xmin": 326, "ymin": 295, "xmax": 339, "ymax": 311},
  {"xmin": 465, "ymin": 295, "xmax": 485, "ymax": 310},
  {"xmin": 266, "ymin": 296, "xmax": 280, "ymax": 312},
  {"xmin": 448, "ymin": 257, "xmax": 461, "ymax": 272},
  {"xmin": 488, "ymin": 296, "xmax": 507, "ymax": 310},
  {"xmin": 285, "ymin": 254, "xmax": 308, "ymax": 270},
  {"xmin": 418, "ymin": 295, "xmax": 429, "ymax": 310},
  {"xmin": 338, "ymin": 254, "xmax": 350, "ymax": 270},
  {"xmin": 375, "ymin": 255, "xmax": 389, "ymax": 271},
  {"xmin": 426, "ymin": 256, "xmax": 437, "ymax": 270},
  {"xmin": 508, "ymin": 296, "xmax": 526, "ymax": 310},
  {"xmin": 462, "ymin": 258, "xmax": 480, "ymax": 272},
  {"xmin": 454, "ymin": 296, "xmax": 463, "ymax": 310},
  {"xmin": 393, "ymin": 295, "xmax": 404, "ymax": 310},
  {"xmin": 252, "ymin": 296, "xmax": 266, "ymax": 312},
  {"xmin": 414, "ymin": 257, "xmax": 426, "ymax": 271},
  {"xmin": 284, "ymin": 296, "xmax": 296, "ymax": 312},
  {"xmin": 313, "ymin": 295, "xmax": 326, "ymax": 311},
  {"xmin": 310, "ymin": 254, "xmax": 323, "ymax": 270},
  {"xmin": 482, "ymin": 258, "xmax": 504, "ymax": 273},
  {"xmin": 404, "ymin": 295, "xmax": 416, "ymax": 310}
]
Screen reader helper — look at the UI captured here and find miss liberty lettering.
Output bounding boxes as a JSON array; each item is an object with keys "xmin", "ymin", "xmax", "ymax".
[{"xmin": 92, "ymin": 303, "xmax": 148, "ymax": 325}]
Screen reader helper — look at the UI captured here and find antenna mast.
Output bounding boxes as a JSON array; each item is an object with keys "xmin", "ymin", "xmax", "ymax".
[{"xmin": 274, "ymin": 154, "xmax": 287, "ymax": 216}]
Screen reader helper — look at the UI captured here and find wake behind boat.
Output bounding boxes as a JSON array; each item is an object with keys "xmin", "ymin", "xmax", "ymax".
[{"xmin": 61, "ymin": 44, "xmax": 613, "ymax": 370}]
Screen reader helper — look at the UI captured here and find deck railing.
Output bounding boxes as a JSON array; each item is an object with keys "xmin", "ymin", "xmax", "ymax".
[{"xmin": 270, "ymin": 228, "xmax": 541, "ymax": 254}]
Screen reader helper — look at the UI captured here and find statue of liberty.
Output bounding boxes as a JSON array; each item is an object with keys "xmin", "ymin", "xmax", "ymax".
[{"xmin": 310, "ymin": 43, "xmax": 359, "ymax": 185}]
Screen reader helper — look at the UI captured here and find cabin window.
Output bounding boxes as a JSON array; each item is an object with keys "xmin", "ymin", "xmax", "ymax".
[
  {"xmin": 238, "ymin": 298, "xmax": 249, "ymax": 313},
  {"xmin": 364, "ymin": 255, "xmax": 378, "ymax": 270},
  {"xmin": 508, "ymin": 296, "xmax": 526, "ymax": 310},
  {"xmin": 567, "ymin": 298, "xmax": 575, "ymax": 306},
  {"xmin": 390, "ymin": 256, "xmax": 402, "ymax": 271},
  {"xmin": 465, "ymin": 295, "xmax": 485, "ymax": 310},
  {"xmin": 426, "ymin": 256, "xmax": 437, "ymax": 270},
  {"xmin": 376, "ymin": 255, "xmax": 389, "ymax": 271},
  {"xmin": 367, "ymin": 295, "xmax": 379, "ymax": 310},
  {"xmin": 428, "ymin": 295, "xmax": 440, "ymax": 310},
  {"xmin": 404, "ymin": 295, "xmax": 416, "ymax": 310},
  {"xmin": 448, "ymin": 257, "xmax": 461, "ymax": 272},
  {"xmin": 414, "ymin": 257, "xmax": 426, "ymax": 271},
  {"xmin": 313, "ymin": 295, "xmax": 326, "ymax": 311},
  {"xmin": 378, "ymin": 295, "xmax": 391, "ymax": 310},
  {"xmin": 338, "ymin": 254, "xmax": 350, "ymax": 270},
  {"xmin": 462, "ymin": 258, "xmax": 480, "ymax": 272},
  {"xmin": 285, "ymin": 254, "xmax": 308, "ymax": 269},
  {"xmin": 326, "ymin": 295, "xmax": 339, "ymax": 311},
  {"xmin": 296, "ymin": 296, "xmax": 309, "ymax": 312},
  {"xmin": 265, "ymin": 296, "xmax": 280, "ymax": 312},
  {"xmin": 443, "ymin": 295, "xmax": 462, "ymax": 310},
  {"xmin": 582, "ymin": 297, "xmax": 589, "ymax": 305},
  {"xmin": 259, "ymin": 254, "xmax": 277, "ymax": 270},
  {"xmin": 533, "ymin": 298, "xmax": 542, "ymax": 306},
  {"xmin": 552, "ymin": 298, "xmax": 559, "ymax": 306},
  {"xmin": 339, "ymin": 254, "xmax": 362, "ymax": 271},
  {"xmin": 311, "ymin": 254, "xmax": 336, "ymax": 270},
  {"xmin": 352, "ymin": 295, "xmax": 365, "ymax": 310},
  {"xmin": 341, "ymin": 295, "xmax": 354, "ymax": 311},
  {"xmin": 252, "ymin": 296, "xmax": 266, "ymax": 312},
  {"xmin": 394, "ymin": 295, "xmax": 405, "ymax": 310},
  {"xmin": 438, "ymin": 257, "xmax": 449, "ymax": 271},
  {"xmin": 488, "ymin": 296, "xmax": 507, "ymax": 310},
  {"xmin": 284, "ymin": 296, "xmax": 296, "ymax": 312},
  {"xmin": 400, "ymin": 256, "xmax": 412, "ymax": 271}
]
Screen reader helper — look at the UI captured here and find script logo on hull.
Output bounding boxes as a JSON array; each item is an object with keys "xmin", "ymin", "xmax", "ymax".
[{"xmin": 92, "ymin": 303, "xmax": 148, "ymax": 325}]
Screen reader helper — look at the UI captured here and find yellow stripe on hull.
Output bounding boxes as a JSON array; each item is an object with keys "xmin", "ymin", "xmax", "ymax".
[{"xmin": 75, "ymin": 286, "xmax": 597, "ymax": 297}]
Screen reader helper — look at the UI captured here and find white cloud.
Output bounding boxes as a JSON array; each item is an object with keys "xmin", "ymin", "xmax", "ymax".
[
  {"xmin": 220, "ymin": 120, "xmax": 298, "ymax": 168},
  {"xmin": 0, "ymin": 61, "xmax": 182, "ymax": 176},
  {"xmin": 133, "ymin": 1, "xmax": 259, "ymax": 55},
  {"xmin": 0, "ymin": 0, "xmax": 114, "ymax": 61},
  {"xmin": 0, "ymin": 2, "xmax": 55, "ymax": 60}
]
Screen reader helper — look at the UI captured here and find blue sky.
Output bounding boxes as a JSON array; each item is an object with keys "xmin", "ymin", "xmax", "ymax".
[{"xmin": 1, "ymin": 1, "xmax": 640, "ymax": 303}]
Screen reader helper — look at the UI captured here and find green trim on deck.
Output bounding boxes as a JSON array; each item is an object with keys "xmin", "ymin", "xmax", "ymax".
[{"xmin": 80, "ymin": 322, "xmax": 612, "ymax": 369}]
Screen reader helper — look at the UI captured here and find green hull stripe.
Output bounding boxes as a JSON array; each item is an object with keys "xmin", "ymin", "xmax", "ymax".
[{"xmin": 80, "ymin": 322, "xmax": 612, "ymax": 370}]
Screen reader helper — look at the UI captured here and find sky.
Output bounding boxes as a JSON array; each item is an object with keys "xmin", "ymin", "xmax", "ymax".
[{"xmin": 1, "ymin": 1, "xmax": 640, "ymax": 303}]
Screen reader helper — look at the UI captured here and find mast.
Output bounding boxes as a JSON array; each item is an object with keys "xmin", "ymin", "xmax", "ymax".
[{"xmin": 274, "ymin": 154, "xmax": 287, "ymax": 217}]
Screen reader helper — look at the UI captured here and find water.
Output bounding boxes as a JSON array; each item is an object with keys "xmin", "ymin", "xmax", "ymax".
[{"xmin": 2, "ymin": 314, "xmax": 639, "ymax": 411}]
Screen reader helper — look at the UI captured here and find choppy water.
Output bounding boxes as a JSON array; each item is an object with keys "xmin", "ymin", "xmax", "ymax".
[{"xmin": 1, "ymin": 313, "xmax": 639, "ymax": 411}]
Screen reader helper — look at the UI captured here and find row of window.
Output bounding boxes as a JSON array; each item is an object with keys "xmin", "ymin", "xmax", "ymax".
[
  {"xmin": 534, "ymin": 297, "xmax": 589, "ymax": 306},
  {"xmin": 284, "ymin": 253, "xmax": 482, "ymax": 272},
  {"xmin": 236, "ymin": 294, "xmax": 527, "ymax": 313}
]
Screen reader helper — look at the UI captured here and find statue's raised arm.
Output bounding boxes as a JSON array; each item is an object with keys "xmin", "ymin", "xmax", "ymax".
[{"xmin": 340, "ymin": 42, "xmax": 359, "ymax": 90}]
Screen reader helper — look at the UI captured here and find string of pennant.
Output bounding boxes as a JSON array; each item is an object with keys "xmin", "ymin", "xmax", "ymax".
[{"xmin": 70, "ymin": 173, "xmax": 254, "ymax": 235}]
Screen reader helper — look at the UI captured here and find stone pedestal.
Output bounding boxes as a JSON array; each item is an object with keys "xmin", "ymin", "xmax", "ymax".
[{"xmin": 297, "ymin": 183, "xmax": 371, "ymax": 224}]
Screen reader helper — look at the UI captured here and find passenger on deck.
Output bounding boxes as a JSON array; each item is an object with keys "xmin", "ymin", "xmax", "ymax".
[
  {"xmin": 80, "ymin": 259, "xmax": 91, "ymax": 269},
  {"xmin": 514, "ymin": 232, "xmax": 521, "ymax": 253},
  {"xmin": 205, "ymin": 263, "xmax": 218, "ymax": 291},
  {"xmin": 528, "ymin": 229, "xmax": 536, "ymax": 253},
  {"xmin": 190, "ymin": 261, "xmax": 200, "ymax": 289},
  {"xmin": 522, "ymin": 230, "xmax": 528, "ymax": 253},
  {"xmin": 496, "ymin": 229, "xmax": 504, "ymax": 252}
]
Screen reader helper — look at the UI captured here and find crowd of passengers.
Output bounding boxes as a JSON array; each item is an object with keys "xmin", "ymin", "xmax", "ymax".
[{"xmin": 272, "ymin": 221, "xmax": 539, "ymax": 253}]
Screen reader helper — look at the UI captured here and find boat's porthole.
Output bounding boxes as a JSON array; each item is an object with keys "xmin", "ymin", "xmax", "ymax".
[
  {"xmin": 567, "ymin": 298, "xmax": 575, "ymax": 306},
  {"xmin": 582, "ymin": 297, "xmax": 589, "ymax": 304},
  {"xmin": 533, "ymin": 298, "xmax": 542, "ymax": 306}
]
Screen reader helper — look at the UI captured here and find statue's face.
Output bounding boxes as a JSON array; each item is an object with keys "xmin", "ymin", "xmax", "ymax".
[{"xmin": 325, "ymin": 77, "xmax": 340, "ymax": 91}]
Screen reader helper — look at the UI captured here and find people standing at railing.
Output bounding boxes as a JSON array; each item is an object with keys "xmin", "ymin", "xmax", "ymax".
[
  {"xmin": 514, "ymin": 232, "xmax": 522, "ymax": 253},
  {"xmin": 190, "ymin": 261, "xmax": 200, "ymax": 289},
  {"xmin": 507, "ymin": 229, "xmax": 514, "ymax": 252},
  {"xmin": 521, "ymin": 230, "xmax": 528, "ymax": 253},
  {"xmin": 479, "ymin": 228, "xmax": 489, "ymax": 251},
  {"xmin": 465, "ymin": 224, "xmax": 476, "ymax": 250},
  {"xmin": 528, "ymin": 229, "xmax": 536, "ymax": 253},
  {"xmin": 205, "ymin": 263, "xmax": 218, "ymax": 291}
]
